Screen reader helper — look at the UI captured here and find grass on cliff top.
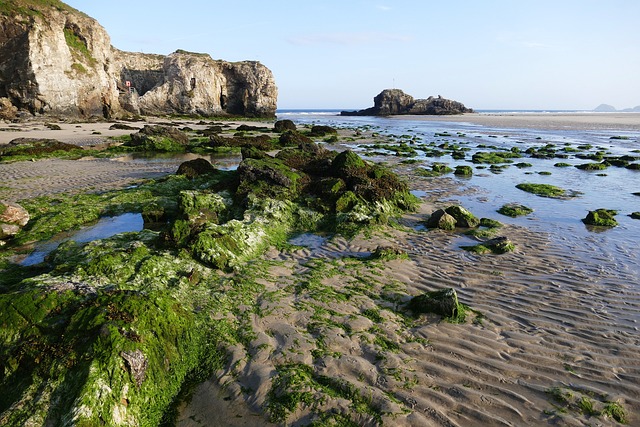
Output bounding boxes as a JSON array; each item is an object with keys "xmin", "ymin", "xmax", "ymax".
[{"xmin": 0, "ymin": 0, "xmax": 81, "ymax": 17}]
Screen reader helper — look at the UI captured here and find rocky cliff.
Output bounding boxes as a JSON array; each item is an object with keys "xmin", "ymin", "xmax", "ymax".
[
  {"xmin": 0, "ymin": 1, "xmax": 277, "ymax": 119},
  {"xmin": 341, "ymin": 89, "xmax": 472, "ymax": 116}
]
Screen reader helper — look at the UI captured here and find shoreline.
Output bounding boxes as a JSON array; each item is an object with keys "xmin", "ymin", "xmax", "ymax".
[{"xmin": 390, "ymin": 112, "xmax": 640, "ymax": 131}]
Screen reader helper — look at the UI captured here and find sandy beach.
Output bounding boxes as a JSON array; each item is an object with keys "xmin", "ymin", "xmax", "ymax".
[
  {"xmin": 395, "ymin": 112, "xmax": 640, "ymax": 131},
  {"xmin": 1, "ymin": 114, "xmax": 638, "ymax": 426}
]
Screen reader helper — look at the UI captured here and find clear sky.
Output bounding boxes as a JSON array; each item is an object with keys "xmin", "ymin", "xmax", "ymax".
[{"xmin": 64, "ymin": 0, "xmax": 640, "ymax": 110}]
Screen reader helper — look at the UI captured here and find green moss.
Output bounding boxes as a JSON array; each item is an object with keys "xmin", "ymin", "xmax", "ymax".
[
  {"xmin": 461, "ymin": 237, "xmax": 515, "ymax": 254},
  {"xmin": 602, "ymin": 402, "xmax": 627, "ymax": 424},
  {"xmin": 64, "ymin": 27, "xmax": 96, "ymax": 68},
  {"xmin": 0, "ymin": 0, "xmax": 78, "ymax": 17},
  {"xmin": 516, "ymin": 183, "xmax": 568, "ymax": 198},
  {"xmin": 554, "ymin": 162, "xmax": 572, "ymax": 167},
  {"xmin": 576, "ymin": 162, "xmax": 608, "ymax": 171},
  {"xmin": 471, "ymin": 151, "xmax": 520, "ymax": 164},
  {"xmin": 497, "ymin": 203, "xmax": 533, "ymax": 217},
  {"xmin": 582, "ymin": 209, "xmax": 618, "ymax": 227},
  {"xmin": 454, "ymin": 165, "xmax": 473, "ymax": 176}
]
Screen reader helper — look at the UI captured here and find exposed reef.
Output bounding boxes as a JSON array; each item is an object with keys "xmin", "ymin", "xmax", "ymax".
[{"xmin": 341, "ymin": 89, "xmax": 473, "ymax": 116}]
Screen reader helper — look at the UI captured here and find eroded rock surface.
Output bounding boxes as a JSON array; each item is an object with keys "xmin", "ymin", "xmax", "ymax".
[{"xmin": 341, "ymin": 89, "xmax": 472, "ymax": 116}]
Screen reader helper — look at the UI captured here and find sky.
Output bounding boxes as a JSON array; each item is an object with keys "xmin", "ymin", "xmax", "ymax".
[{"xmin": 63, "ymin": 0, "xmax": 640, "ymax": 110}]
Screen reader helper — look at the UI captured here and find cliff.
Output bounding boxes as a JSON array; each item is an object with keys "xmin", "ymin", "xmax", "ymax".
[
  {"xmin": 341, "ymin": 89, "xmax": 472, "ymax": 116},
  {"xmin": 0, "ymin": 1, "xmax": 277, "ymax": 119}
]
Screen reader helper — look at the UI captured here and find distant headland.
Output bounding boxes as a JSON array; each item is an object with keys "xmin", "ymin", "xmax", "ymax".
[
  {"xmin": 341, "ymin": 89, "xmax": 473, "ymax": 116},
  {"xmin": 593, "ymin": 103, "xmax": 640, "ymax": 112}
]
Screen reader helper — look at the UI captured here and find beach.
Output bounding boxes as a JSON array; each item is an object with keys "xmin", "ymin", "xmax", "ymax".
[{"xmin": 1, "ymin": 113, "xmax": 639, "ymax": 426}]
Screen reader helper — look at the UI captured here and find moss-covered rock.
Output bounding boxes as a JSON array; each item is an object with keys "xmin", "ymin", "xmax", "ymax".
[
  {"xmin": 425, "ymin": 209, "xmax": 457, "ymax": 230},
  {"xmin": 176, "ymin": 158, "xmax": 217, "ymax": 178},
  {"xmin": 516, "ymin": 183, "xmax": 569, "ymax": 199},
  {"xmin": 629, "ymin": 212, "xmax": 640, "ymax": 219},
  {"xmin": 445, "ymin": 205, "xmax": 480, "ymax": 228},
  {"xmin": 279, "ymin": 130, "xmax": 312, "ymax": 147},
  {"xmin": 582, "ymin": 209, "xmax": 618, "ymax": 227},
  {"xmin": 308, "ymin": 125, "xmax": 337, "ymax": 137},
  {"xmin": 0, "ymin": 138, "xmax": 84, "ymax": 162},
  {"xmin": 461, "ymin": 236, "xmax": 515, "ymax": 254},
  {"xmin": 454, "ymin": 165, "xmax": 473, "ymax": 176},
  {"xmin": 497, "ymin": 203, "xmax": 533, "ymax": 217},
  {"xmin": 274, "ymin": 119, "xmax": 296, "ymax": 132},
  {"xmin": 236, "ymin": 155, "xmax": 303, "ymax": 201},
  {"xmin": 408, "ymin": 288, "xmax": 462, "ymax": 320},
  {"xmin": 576, "ymin": 162, "xmax": 608, "ymax": 171},
  {"xmin": 126, "ymin": 125, "xmax": 189, "ymax": 152}
]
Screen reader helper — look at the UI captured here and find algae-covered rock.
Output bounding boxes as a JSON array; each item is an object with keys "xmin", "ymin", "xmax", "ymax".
[
  {"xmin": 497, "ymin": 203, "xmax": 533, "ymax": 217},
  {"xmin": 279, "ymin": 130, "xmax": 313, "ymax": 147},
  {"xmin": 445, "ymin": 205, "xmax": 480, "ymax": 228},
  {"xmin": 408, "ymin": 288, "xmax": 461, "ymax": 319},
  {"xmin": 425, "ymin": 209, "xmax": 457, "ymax": 230},
  {"xmin": 629, "ymin": 212, "xmax": 640, "ymax": 219},
  {"xmin": 190, "ymin": 197, "xmax": 294, "ymax": 269},
  {"xmin": 0, "ymin": 138, "xmax": 81, "ymax": 161},
  {"xmin": 461, "ymin": 236, "xmax": 515, "ymax": 254},
  {"xmin": 127, "ymin": 125, "xmax": 189, "ymax": 152},
  {"xmin": 454, "ymin": 165, "xmax": 473, "ymax": 176},
  {"xmin": 274, "ymin": 119, "xmax": 297, "ymax": 132},
  {"xmin": 237, "ymin": 155, "xmax": 303, "ymax": 200},
  {"xmin": 179, "ymin": 190, "xmax": 229, "ymax": 225},
  {"xmin": 331, "ymin": 150, "xmax": 367, "ymax": 174},
  {"xmin": 176, "ymin": 158, "xmax": 217, "ymax": 178},
  {"xmin": 582, "ymin": 209, "xmax": 618, "ymax": 227},
  {"xmin": 308, "ymin": 125, "xmax": 337, "ymax": 137}
]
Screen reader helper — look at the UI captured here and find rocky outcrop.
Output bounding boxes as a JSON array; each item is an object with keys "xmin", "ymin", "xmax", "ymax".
[
  {"xmin": 0, "ymin": 1, "xmax": 277, "ymax": 119},
  {"xmin": 341, "ymin": 89, "xmax": 472, "ymax": 116}
]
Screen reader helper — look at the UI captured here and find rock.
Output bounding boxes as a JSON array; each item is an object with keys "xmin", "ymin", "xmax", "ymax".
[
  {"xmin": 593, "ymin": 104, "xmax": 617, "ymax": 112},
  {"xmin": 126, "ymin": 125, "xmax": 189, "ymax": 151},
  {"xmin": 461, "ymin": 236, "xmax": 515, "ymax": 254},
  {"xmin": 497, "ymin": 203, "xmax": 534, "ymax": 217},
  {"xmin": 454, "ymin": 165, "xmax": 473, "ymax": 176},
  {"xmin": 0, "ymin": 97, "xmax": 18, "ymax": 120},
  {"xmin": 408, "ymin": 288, "xmax": 461, "ymax": 318},
  {"xmin": 341, "ymin": 89, "xmax": 472, "ymax": 116},
  {"xmin": 0, "ymin": 201, "xmax": 29, "ymax": 242},
  {"xmin": 121, "ymin": 350, "xmax": 148, "ymax": 388},
  {"xmin": 274, "ymin": 119, "xmax": 296, "ymax": 132},
  {"xmin": 445, "ymin": 205, "xmax": 480, "ymax": 228},
  {"xmin": 308, "ymin": 125, "xmax": 337, "ymax": 137},
  {"xmin": 369, "ymin": 245, "xmax": 407, "ymax": 260},
  {"xmin": 629, "ymin": 212, "xmax": 640, "ymax": 220},
  {"xmin": 1, "ymin": 138, "xmax": 78, "ymax": 159},
  {"xmin": 331, "ymin": 150, "xmax": 367, "ymax": 175},
  {"xmin": 279, "ymin": 130, "xmax": 312, "ymax": 146},
  {"xmin": 0, "ymin": 5, "xmax": 277, "ymax": 118},
  {"xmin": 0, "ymin": 200, "xmax": 30, "ymax": 227},
  {"xmin": 425, "ymin": 209, "xmax": 457, "ymax": 230},
  {"xmin": 176, "ymin": 158, "xmax": 217, "ymax": 179},
  {"xmin": 582, "ymin": 209, "xmax": 618, "ymax": 227}
]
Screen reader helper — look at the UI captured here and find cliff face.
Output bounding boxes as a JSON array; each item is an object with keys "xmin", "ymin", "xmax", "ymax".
[
  {"xmin": 342, "ymin": 89, "xmax": 472, "ymax": 116},
  {"xmin": 0, "ymin": 1, "xmax": 277, "ymax": 118}
]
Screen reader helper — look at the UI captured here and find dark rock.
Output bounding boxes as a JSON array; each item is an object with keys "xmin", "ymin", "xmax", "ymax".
[
  {"xmin": 274, "ymin": 119, "xmax": 296, "ymax": 132},
  {"xmin": 461, "ymin": 236, "xmax": 515, "ymax": 254},
  {"xmin": 425, "ymin": 209, "xmax": 457, "ymax": 230},
  {"xmin": 176, "ymin": 158, "xmax": 216, "ymax": 179},
  {"xmin": 127, "ymin": 125, "xmax": 189, "ymax": 151},
  {"xmin": 241, "ymin": 145, "xmax": 269, "ymax": 160},
  {"xmin": 341, "ymin": 89, "xmax": 472, "ymax": 116},
  {"xmin": 445, "ymin": 205, "xmax": 480, "ymax": 228},
  {"xmin": 1, "ymin": 138, "xmax": 78, "ymax": 158},
  {"xmin": 629, "ymin": 212, "xmax": 640, "ymax": 220},
  {"xmin": 279, "ymin": 130, "xmax": 312, "ymax": 147},
  {"xmin": 109, "ymin": 123, "xmax": 138, "ymax": 130},
  {"xmin": 626, "ymin": 163, "xmax": 640, "ymax": 170},
  {"xmin": 308, "ymin": 125, "xmax": 337, "ymax": 137},
  {"xmin": 408, "ymin": 288, "xmax": 461, "ymax": 318},
  {"xmin": 236, "ymin": 124, "xmax": 270, "ymax": 132}
]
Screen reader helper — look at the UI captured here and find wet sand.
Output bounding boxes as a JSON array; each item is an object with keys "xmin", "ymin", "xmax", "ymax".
[
  {"xmin": 1, "ymin": 115, "xmax": 638, "ymax": 425},
  {"xmin": 395, "ymin": 112, "xmax": 640, "ymax": 131}
]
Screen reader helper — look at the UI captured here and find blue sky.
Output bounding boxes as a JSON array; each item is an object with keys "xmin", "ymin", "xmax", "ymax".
[{"xmin": 64, "ymin": 1, "xmax": 640, "ymax": 110}]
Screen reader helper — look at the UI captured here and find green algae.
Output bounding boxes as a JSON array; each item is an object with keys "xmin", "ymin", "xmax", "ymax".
[
  {"xmin": 516, "ymin": 183, "xmax": 570, "ymax": 199},
  {"xmin": 461, "ymin": 237, "xmax": 515, "ymax": 255},
  {"xmin": 582, "ymin": 209, "xmax": 618, "ymax": 227},
  {"xmin": 497, "ymin": 203, "xmax": 533, "ymax": 217}
]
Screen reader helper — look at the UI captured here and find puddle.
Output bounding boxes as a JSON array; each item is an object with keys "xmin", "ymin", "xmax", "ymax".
[
  {"xmin": 288, "ymin": 233, "xmax": 329, "ymax": 249},
  {"xmin": 113, "ymin": 152, "xmax": 241, "ymax": 170},
  {"xmin": 18, "ymin": 213, "xmax": 144, "ymax": 266}
]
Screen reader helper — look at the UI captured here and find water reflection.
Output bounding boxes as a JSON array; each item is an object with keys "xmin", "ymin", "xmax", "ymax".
[{"xmin": 18, "ymin": 213, "xmax": 143, "ymax": 266}]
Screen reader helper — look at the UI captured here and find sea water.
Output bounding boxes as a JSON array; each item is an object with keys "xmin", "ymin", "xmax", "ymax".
[{"xmin": 278, "ymin": 110, "xmax": 640, "ymax": 278}]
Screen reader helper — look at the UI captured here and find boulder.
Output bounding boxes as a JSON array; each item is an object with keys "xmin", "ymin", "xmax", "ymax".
[
  {"xmin": 176, "ymin": 158, "xmax": 217, "ymax": 179},
  {"xmin": 341, "ymin": 89, "xmax": 472, "ymax": 116},
  {"xmin": 582, "ymin": 209, "xmax": 618, "ymax": 227},
  {"xmin": 461, "ymin": 236, "xmax": 515, "ymax": 254},
  {"xmin": 274, "ymin": 119, "xmax": 296, "ymax": 132},
  {"xmin": 0, "ymin": 200, "xmax": 29, "ymax": 242},
  {"xmin": 126, "ymin": 125, "xmax": 189, "ymax": 151},
  {"xmin": 425, "ymin": 209, "xmax": 457, "ymax": 230},
  {"xmin": 445, "ymin": 205, "xmax": 480, "ymax": 228},
  {"xmin": 408, "ymin": 288, "xmax": 461, "ymax": 318}
]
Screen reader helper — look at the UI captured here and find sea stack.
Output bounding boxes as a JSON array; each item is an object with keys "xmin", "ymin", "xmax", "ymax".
[{"xmin": 341, "ymin": 89, "xmax": 472, "ymax": 116}]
